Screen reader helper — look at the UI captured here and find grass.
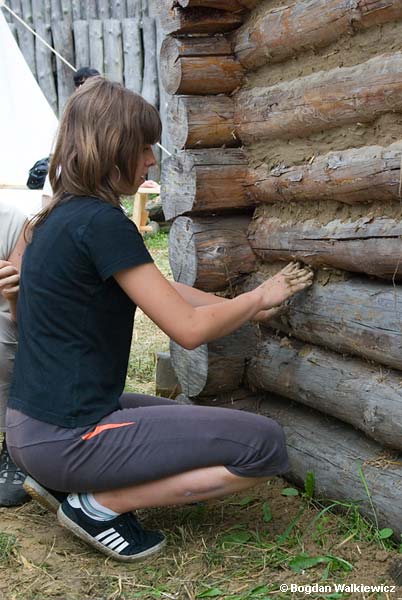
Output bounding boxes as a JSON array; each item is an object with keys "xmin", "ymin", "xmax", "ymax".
[{"xmin": 1, "ymin": 231, "xmax": 400, "ymax": 599}]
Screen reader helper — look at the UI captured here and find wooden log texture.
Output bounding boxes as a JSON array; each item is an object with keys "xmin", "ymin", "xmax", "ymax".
[
  {"xmin": 73, "ymin": 20, "xmax": 90, "ymax": 69},
  {"xmin": 170, "ymin": 323, "xmax": 258, "ymax": 398},
  {"xmin": 174, "ymin": 0, "xmax": 260, "ymax": 10},
  {"xmin": 258, "ymin": 395, "xmax": 402, "ymax": 539},
  {"xmin": 247, "ymin": 334, "xmax": 402, "ymax": 451},
  {"xmin": 235, "ymin": 53, "xmax": 402, "ymax": 143},
  {"xmin": 234, "ymin": 0, "xmax": 402, "ymax": 70},
  {"xmin": 167, "ymin": 95, "xmax": 238, "ymax": 149},
  {"xmin": 157, "ymin": 4, "xmax": 244, "ymax": 35},
  {"xmin": 122, "ymin": 19, "xmax": 143, "ymax": 93},
  {"xmin": 35, "ymin": 22, "xmax": 58, "ymax": 115},
  {"xmin": 244, "ymin": 274, "xmax": 402, "ymax": 371},
  {"xmin": 248, "ymin": 216, "xmax": 402, "ymax": 279},
  {"xmin": 52, "ymin": 20, "xmax": 75, "ymax": 113},
  {"xmin": 161, "ymin": 149, "xmax": 253, "ymax": 219},
  {"xmin": 103, "ymin": 20, "xmax": 123, "ymax": 83},
  {"xmin": 141, "ymin": 16, "xmax": 159, "ymax": 107},
  {"xmin": 160, "ymin": 36, "xmax": 244, "ymax": 96},
  {"xmin": 169, "ymin": 216, "xmax": 256, "ymax": 291},
  {"xmin": 248, "ymin": 142, "xmax": 402, "ymax": 205},
  {"xmin": 89, "ymin": 20, "xmax": 104, "ymax": 77}
]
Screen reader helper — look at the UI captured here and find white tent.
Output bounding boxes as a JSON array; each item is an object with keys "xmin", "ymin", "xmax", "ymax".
[{"xmin": 0, "ymin": 7, "xmax": 58, "ymax": 216}]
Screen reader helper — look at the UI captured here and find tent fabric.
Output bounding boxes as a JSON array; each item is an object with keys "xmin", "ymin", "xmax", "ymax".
[{"xmin": 0, "ymin": 9, "xmax": 58, "ymax": 188}]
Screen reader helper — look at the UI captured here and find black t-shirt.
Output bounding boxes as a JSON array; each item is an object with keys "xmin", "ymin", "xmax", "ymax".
[{"xmin": 9, "ymin": 196, "xmax": 153, "ymax": 427}]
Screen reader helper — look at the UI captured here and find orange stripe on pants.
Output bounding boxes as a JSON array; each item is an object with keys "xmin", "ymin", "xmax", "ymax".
[{"xmin": 81, "ymin": 421, "xmax": 136, "ymax": 441}]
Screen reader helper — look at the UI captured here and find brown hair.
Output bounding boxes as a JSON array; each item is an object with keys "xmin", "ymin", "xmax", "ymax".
[{"xmin": 31, "ymin": 77, "xmax": 161, "ymax": 231}]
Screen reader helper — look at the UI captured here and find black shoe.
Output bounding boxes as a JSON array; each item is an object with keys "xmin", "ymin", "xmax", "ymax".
[
  {"xmin": 23, "ymin": 475, "xmax": 67, "ymax": 513},
  {"xmin": 57, "ymin": 497, "xmax": 166, "ymax": 562},
  {"xmin": 0, "ymin": 439, "xmax": 31, "ymax": 507}
]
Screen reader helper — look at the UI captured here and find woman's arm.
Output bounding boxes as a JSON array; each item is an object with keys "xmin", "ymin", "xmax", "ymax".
[
  {"xmin": 115, "ymin": 262, "xmax": 312, "ymax": 350},
  {"xmin": 0, "ymin": 224, "xmax": 27, "ymax": 321}
]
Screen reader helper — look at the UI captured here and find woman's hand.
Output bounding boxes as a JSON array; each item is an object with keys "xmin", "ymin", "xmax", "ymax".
[
  {"xmin": 0, "ymin": 260, "xmax": 20, "ymax": 318},
  {"xmin": 257, "ymin": 262, "xmax": 313, "ymax": 310}
]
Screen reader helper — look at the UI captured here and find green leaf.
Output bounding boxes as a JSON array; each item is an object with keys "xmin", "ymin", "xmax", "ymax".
[
  {"xmin": 378, "ymin": 527, "xmax": 393, "ymax": 539},
  {"xmin": 289, "ymin": 554, "xmax": 330, "ymax": 573},
  {"xmin": 262, "ymin": 501, "xmax": 272, "ymax": 523},
  {"xmin": 304, "ymin": 471, "xmax": 315, "ymax": 499},
  {"xmin": 250, "ymin": 584, "xmax": 270, "ymax": 597},
  {"xmin": 281, "ymin": 487, "xmax": 299, "ymax": 497},
  {"xmin": 222, "ymin": 530, "xmax": 252, "ymax": 544},
  {"xmin": 237, "ymin": 496, "xmax": 255, "ymax": 506},
  {"xmin": 197, "ymin": 588, "xmax": 224, "ymax": 598}
]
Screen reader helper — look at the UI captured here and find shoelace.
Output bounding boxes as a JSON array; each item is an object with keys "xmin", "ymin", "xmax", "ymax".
[{"xmin": 115, "ymin": 513, "xmax": 149, "ymax": 546}]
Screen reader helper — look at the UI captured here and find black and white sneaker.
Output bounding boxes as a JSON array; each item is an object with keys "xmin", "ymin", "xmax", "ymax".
[
  {"xmin": 57, "ymin": 497, "xmax": 166, "ymax": 562},
  {"xmin": 0, "ymin": 439, "xmax": 30, "ymax": 507},
  {"xmin": 23, "ymin": 475, "xmax": 67, "ymax": 513}
]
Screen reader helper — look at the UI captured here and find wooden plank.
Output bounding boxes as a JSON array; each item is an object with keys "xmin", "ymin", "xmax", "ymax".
[
  {"xmin": 73, "ymin": 20, "xmax": 90, "ymax": 69},
  {"xmin": 235, "ymin": 52, "xmax": 402, "ymax": 143},
  {"xmin": 20, "ymin": 0, "xmax": 33, "ymax": 24},
  {"xmin": 13, "ymin": 1, "xmax": 37, "ymax": 79},
  {"xmin": 160, "ymin": 36, "xmax": 244, "ymax": 96},
  {"xmin": 103, "ymin": 19, "xmax": 123, "ymax": 83},
  {"xmin": 127, "ymin": 0, "xmax": 141, "ymax": 17},
  {"xmin": 71, "ymin": 0, "xmax": 82, "ymax": 20},
  {"xmin": 50, "ymin": 0, "xmax": 62, "ymax": 22},
  {"xmin": 83, "ymin": 3, "xmax": 97, "ymax": 19},
  {"xmin": 52, "ymin": 19, "xmax": 75, "ymax": 113},
  {"xmin": 141, "ymin": 16, "xmax": 158, "ymax": 107},
  {"xmin": 111, "ymin": 0, "xmax": 127, "ymax": 19},
  {"xmin": 247, "ymin": 333, "xmax": 402, "ymax": 451},
  {"xmin": 248, "ymin": 142, "xmax": 402, "ymax": 205},
  {"xmin": 169, "ymin": 216, "xmax": 256, "ymax": 292},
  {"xmin": 60, "ymin": 0, "xmax": 72, "ymax": 21},
  {"xmin": 31, "ymin": 0, "xmax": 45, "ymax": 25},
  {"xmin": 97, "ymin": 0, "xmax": 110, "ymax": 19},
  {"xmin": 248, "ymin": 215, "xmax": 402, "ymax": 280},
  {"xmin": 89, "ymin": 20, "xmax": 104, "ymax": 76},
  {"xmin": 258, "ymin": 395, "xmax": 402, "ymax": 539},
  {"xmin": 243, "ymin": 274, "xmax": 402, "ymax": 372},
  {"xmin": 161, "ymin": 149, "xmax": 253, "ymax": 220},
  {"xmin": 35, "ymin": 21, "xmax": 58, "ymax": 115},
  {"xmin": 122, "ymin": 18, "xmax": 142, "ymax": 93},
  {"xmin": 167, "ymin": 95, "xmax": 238, "ymax": 149}
]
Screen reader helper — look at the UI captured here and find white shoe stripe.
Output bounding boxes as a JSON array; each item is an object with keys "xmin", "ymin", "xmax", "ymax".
[
  {"xmin": 95, "ymin": 528, "xmax": 116, "ymax": 541},
  {"xmin": 102, "ymin": 532, "xmax": 121, "ymax": 546},
  {"xmin": 108, "ymin": 536, "xmax": 126, "ymax": 550},
  {"xmin": 115, "ymin": 540, "xmax": 129, "ymax": 553}
]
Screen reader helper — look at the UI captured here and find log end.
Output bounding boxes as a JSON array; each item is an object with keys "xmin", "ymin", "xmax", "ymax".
[
  {"xmin": 169, "ymin": 216, "xmax": 198, "ymax": 286},
  {"xmin": 160, "ymin": 37, "xmax": 182, "ymax": 95},
  {"xmin": 161, "ymin": 154, "xmax": 196, "ymax": 221}
]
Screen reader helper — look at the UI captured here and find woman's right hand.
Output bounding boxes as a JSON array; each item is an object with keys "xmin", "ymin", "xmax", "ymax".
[
  {"xmin": 257, "ymin": 262, "xmax": 313, "ymax": 310},
  {"xmin": 0, "ymin": 260, "xmax": 20, "ymax": 302}
]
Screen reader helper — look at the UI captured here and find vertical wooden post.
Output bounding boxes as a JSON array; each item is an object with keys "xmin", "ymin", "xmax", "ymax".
[
  {"xmin": 122, "ymin": 18, "xmax": 143, "ymax": 93},
  {"xmin": 103, "ymin": 19, "xmax": 123, "ymax": 83},
  {"xmin": 89, "ymin": 20, "xmax": 104, "ymax": 76},
  {"xmin": 73, "ymin": 20, "xmax": 90, "ymax": 69}
]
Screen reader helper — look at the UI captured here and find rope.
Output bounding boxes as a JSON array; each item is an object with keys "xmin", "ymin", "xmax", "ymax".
[
  {"xmin": 1, "ymin": 2, "xmax": 77, "ymax": 72},
  {"xmin": 1, "ymin": 2, "xmax": 172, "ymax": 157}
]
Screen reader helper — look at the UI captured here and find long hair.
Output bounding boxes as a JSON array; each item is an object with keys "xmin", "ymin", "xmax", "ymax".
[{"xmin": 31, "ymin": 77, "xmax": 161, "ymax": 231}]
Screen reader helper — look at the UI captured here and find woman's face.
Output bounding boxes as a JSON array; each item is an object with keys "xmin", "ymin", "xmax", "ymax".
[{"xmin": 134, "ymin": 145, "xmax": 157, "ymax": 191}]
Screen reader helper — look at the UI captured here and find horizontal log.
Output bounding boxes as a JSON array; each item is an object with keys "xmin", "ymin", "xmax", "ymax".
[
  {"xmin": 248, "ymin": 215, "xmax": 402, "ymax": 279},
  {"xmin": 174, "ymin": 0, "xmax": 260, "ymax": 10},
  {"xmin": 248, "ymin": 142, "xmax": 402, "ymax": 205},
  {"xmin": 235, "ymin": 52, "xmax": 402, "ymax": 142},
  {"xmin": 247, "ymin": 334, "xmax": 402, "ymax": 451},
  {"xmin": 234, "ymin": 0, "xmax": 402, "ymax": 70},
  {"xmin": 169, "ymin": 216, "xmax": 256, "ymax": 291},
  {"xmin": 157, "ymin": 4, "xmax": 244, "ymax": 35},
  {"xmin": 170, "ymin": 323, "xmax": 258, "ymax": 398},
  {"xmin": 160, "ymin": 36, "xmax": 244, "ymax": 95},
  {"xmin": 167, "ymin": 95, "xmax": 239, "ymax": 149},
  {"xmin": 243, "ymin": 275, "xmax": 402, "ymax": 371},
  {"xmin": 258, "ymin": 395, "xmax": 402, "ymax": 539},
  {"xmin": 161, "ymin": 149, "xmax": 253, "ymax": 219}
]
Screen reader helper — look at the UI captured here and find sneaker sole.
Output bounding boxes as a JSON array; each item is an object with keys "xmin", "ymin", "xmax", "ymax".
[
  {"xmin": 57, "ymin": 505, "xmax": 167, "ymax": 562},
  {"xmin": 23, "ymin": 477, "xmax": 60, "ymax": 514}
]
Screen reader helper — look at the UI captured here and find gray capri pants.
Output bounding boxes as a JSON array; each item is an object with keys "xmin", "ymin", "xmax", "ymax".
[
  {"xmin": 0, "ymin": 312, "xmax": 18, "ymax": 433},
  {"xmin": 6, "ymin": 393, "xmax": 289, "ymax": 492}
]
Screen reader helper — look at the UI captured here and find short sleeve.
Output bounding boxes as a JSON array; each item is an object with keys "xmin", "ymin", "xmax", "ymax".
[
  {"xmin": 0, "ymin": 203, "xmax": 26, "ymax": 261},
  {"xmin": 81, "ymin": 205, "xmax": 153, "ymax": 280}
]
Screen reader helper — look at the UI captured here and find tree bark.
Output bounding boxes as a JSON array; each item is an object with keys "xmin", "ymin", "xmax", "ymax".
[
  {"xmin": 156, "ymin": 3, "xmax": 244, "ymax": 35},
  {"xmin": 167, "ymin": 95, "xmax": 238, "ymax": 150},
  {"xmin": 248, "ymin": 215, "xmax": 402, "ymax": 280},
  {"xmin": 258, "ymin": 395, "xmax": 402, "ymax": 540},
  {"xmin": 169, "ymin": 216, "xmax": 256, "ymax": 291},
  {"xmin": 235, "ymin": 52, "xmax": 402, "ymax": 143},
  {"xmin": 247, "ymin": 333, "xmax": 402, "ymax": 451},
  {"xmin": 160, "ymin": 36, "xmax": 244, "ymax": 96},
  {"xmin": 233, "ymin": 0, "xmax": 402, "ymax": 70},
  {"xmin": 170, "ymin": 323, "xmax": 258, "ymax": 398},
  {"xmin": 174, "ymin": 0, "xmax": 260, "ymax": 10},
  {"xmin": 161, "ymin": 149, "xmax": 253, "ymax": 220},
  {"xmin": 247, "ymin": 142, "xmax": 402, "ymax": 205},
  {"xmin": 242, "ymin": 274, "xmax": 402, "ymax": 372}
]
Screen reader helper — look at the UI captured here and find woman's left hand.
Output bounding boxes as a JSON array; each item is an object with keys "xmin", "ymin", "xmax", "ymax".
[{"xmin": 0, "ymin": 260, "xmax": 20, "ymax": 301}]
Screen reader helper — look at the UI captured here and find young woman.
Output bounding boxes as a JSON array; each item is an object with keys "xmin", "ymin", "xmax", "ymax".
[
  {"xmin": 0, "ymin": 203, "xmax": 30, "ymax": 506},
  {"xmin": 6, "ymin": 78, "xmax": 313, "ymax": 562}
]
